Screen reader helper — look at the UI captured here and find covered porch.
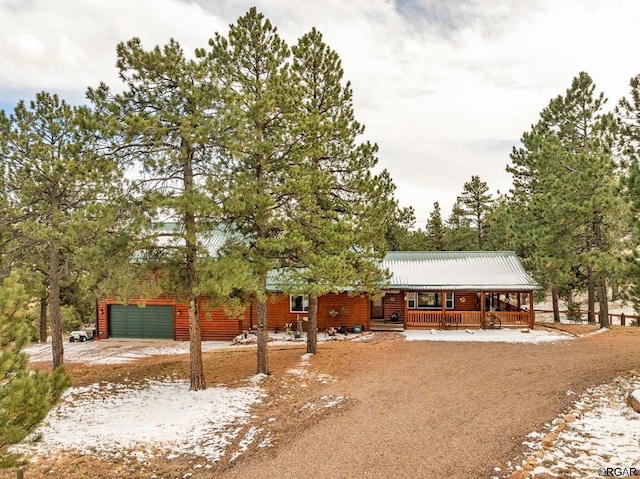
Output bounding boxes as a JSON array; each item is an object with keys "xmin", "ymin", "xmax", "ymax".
[
  {"xmin": 377, "ymin": 251, "xmax": 542, "ymax": 330},
  {"xmin": 404, "ymin": 291, "xmax": 535, "ymax": 329}
]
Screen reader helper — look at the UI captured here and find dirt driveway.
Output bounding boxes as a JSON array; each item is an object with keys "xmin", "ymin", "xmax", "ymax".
[{"xmin": 8, "ymin": 326, "xmax": 640, "ymax": 479}]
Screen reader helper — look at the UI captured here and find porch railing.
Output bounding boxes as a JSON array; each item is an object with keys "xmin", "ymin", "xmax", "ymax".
[{"xmin": 405, "ymin": 310, "xmax": 531, "ymax": 329}]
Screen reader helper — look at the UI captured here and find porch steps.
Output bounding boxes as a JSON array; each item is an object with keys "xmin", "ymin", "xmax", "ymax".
[{"xmin": 369, "ymin": 320, "xmax": 404, "ymax": 332}]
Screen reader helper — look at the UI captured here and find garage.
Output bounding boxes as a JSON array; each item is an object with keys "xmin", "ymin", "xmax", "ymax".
[{"xmin": 108, "ymin": 305, "xmax": 174, "ymax": 339}]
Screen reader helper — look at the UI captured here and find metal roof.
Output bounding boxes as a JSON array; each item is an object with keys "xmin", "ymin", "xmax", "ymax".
[{"xmin": 383, "ymin": 251, "xmax": 542, "ymax": 291}]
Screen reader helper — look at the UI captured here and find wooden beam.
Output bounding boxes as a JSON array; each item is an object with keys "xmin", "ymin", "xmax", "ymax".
[
  {"xmin": 441, "ymin": 289, "xmax": 446, "ymax": 328},
  {"xmin": 529, "ymin": 291, "xmax": 535, "ymax": 328}
]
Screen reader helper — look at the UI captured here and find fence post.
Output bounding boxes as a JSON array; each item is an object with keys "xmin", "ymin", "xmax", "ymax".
[
  {"xmin": 621, "ymin": 312, "xmax": 626, "ymax": 327},
  {"xmin": 17, "ymin": 469, "xmax": 24, "ymax": 479}
]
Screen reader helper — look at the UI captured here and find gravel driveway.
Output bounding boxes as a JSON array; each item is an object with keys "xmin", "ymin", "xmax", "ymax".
[
  {"xmin": 217, "ymin": 328, "xmax": 640, "ymax": 479},
  {"xmin": 7, "ymin": 327, "xmax": 640, "ymax": 479}
]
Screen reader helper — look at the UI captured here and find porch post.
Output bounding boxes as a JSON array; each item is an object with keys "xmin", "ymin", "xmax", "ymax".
[
  {"xmin": 529, "ymin": 290, "xmax": 535, "ymax": 328},
  {"xmin": 480, "ymin": 290, "xmax": 485, "ymax": 327},
  {"xmin": 403, "ymin": 290, "xmax": 408, "ymax": 328},
  {"xmin": 441, "ymin": 289, "xmax": 446, "ymax": 328}
]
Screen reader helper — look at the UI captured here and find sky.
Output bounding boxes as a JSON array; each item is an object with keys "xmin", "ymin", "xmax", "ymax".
[
  {"xmin": 2, "ymin": 0, "xmax": 640, "ymax": 224},
  {"xmin": 17, "ymin": 331, "xmax": 640, "ymax": 476}
]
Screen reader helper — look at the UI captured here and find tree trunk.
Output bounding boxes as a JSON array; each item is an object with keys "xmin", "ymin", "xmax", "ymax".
[
  {"xmin": 587, "ymin": 270, "xmax": 596, "ymax": 324},
  {"xmin": 49, "ymin": 246, "xmax": 63, "ymax": 369},
  {"xmin": 256, "ymin": 294, "xmax": 269, "ymax": 375},
  {"xmin": 307, "ymin": 293, "xmax": 318, "ymax": 354},
  {"xmin": 188, "ymin": 296, "xmax": 206, "ymax": 390},
  {"xmin": 49, "ymin": 184, "xmax": 63, "ymax": 369},
  {"xmin": 551, "ymin": 284, "xmax": 560, "ymax": 323},
  {"xmin": 183, "ymin": 138, "xmax": 206, "ymax": 391},
  {"xmin": 39, "ymin": 294, "xmax": 47, "ymax": 343},
  {"xmin": 597, "ymin": 277, "xmax": 610, "ymax": 328}
]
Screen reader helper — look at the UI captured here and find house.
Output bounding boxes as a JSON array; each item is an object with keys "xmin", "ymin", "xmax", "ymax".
[
  {"xmin": 372, "ymin": 251, "xmax": 542, "ymax": 329},
  {"xmin": 95, "ymin": 251, "xmax": 541, "ymax": 340}
]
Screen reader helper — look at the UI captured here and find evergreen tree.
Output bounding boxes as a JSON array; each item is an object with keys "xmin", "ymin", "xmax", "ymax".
[
  {"xmin": 507, "ymin": 72, "xmax": 627, "ymax": 326},
  {"xmin": 383, "ymin": 205, "xmax": 428, "ymax": 251},
  {"xmin": 425, "ymin": 202, "xmax": 446, "ymax": 250},
  {"xmin": 482, "ymin": 194, "xmax": 519, "ymax": 251},
  {"xmin": 0, "ymin": 271, "xmax": 69, "ymax": 468},
  {"xmin": 207, "ymin": 8, "xmax": 298, "ymax": 375},
  {"xmin": 281, "ymin": 27, "xmax": 395, "ymax": 354},
  {"xmin": 615, "ymin": 74, "xmax": 640, "ymax": 311},
  {"xmin": 445, "ymin": 200, "xmax": 476, "ymax": 250},
  {"xmin": 88, "ymin": 37, "xmax": 223, "ymax": 390},
  {"xmin": 456, "ymin": 175, "xmax": 493, "ymax": 249},
  {"xmin": 0, "ymin": 93, "xmax": 124, "ymax": 368}
]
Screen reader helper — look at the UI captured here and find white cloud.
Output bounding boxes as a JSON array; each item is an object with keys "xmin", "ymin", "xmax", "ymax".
[{"xmin": 2, "ymin": 0, "xmax": 639, "ymax": 224}]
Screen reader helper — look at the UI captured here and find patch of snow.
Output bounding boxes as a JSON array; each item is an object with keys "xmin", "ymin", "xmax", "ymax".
[
  {"xmin": 13, "ymin": 378, "xmax": 265, "ymax": 463},
  {"xmin": 402, "ymin": 328, "xmax": 572, "ymax": 343},
  {"xmin": 23, "ymin": 340, "xmax": 232, "ymax": 365},
  {"xmin": 230, "ymin": 426, "xmax": 262, "ymax": 462},
  {"xmin": 507, "ymin": 371, "xmax": 640, "ymax": 478}
]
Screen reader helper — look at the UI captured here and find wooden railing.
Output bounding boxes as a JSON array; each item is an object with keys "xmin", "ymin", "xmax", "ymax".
[
  {"xmin": 405, "ymin": 310, "xmax": 532, "ymax": 329},
  {"xmin": 492, "ymin": 311, "xmax": 531, "ymax": 327},
  {"xmin": 534, "ymin": 309, "xmax": 640, "ymax": 326},
  {"xmin": 405, "ymin": 311, "xmax": 443, "ymax": 328}
]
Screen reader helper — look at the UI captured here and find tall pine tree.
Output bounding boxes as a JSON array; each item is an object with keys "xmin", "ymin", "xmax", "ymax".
[
  {"xmin": 88, "ymin": 37, "xmax": 223, "ymax": 390},
  {"xmin": 507, "ymin": 72, "xmax": 626, "ymax": 326},
  {"xmin": 1, "ymin": 92, "xmax": 124, "ymax": 368},
  {"xmin": 615, "ymin": 74, "xmax": 640, "ymax": 311},
  {"xmin": 445, "ymin": 200, "xmax": 476, "ymax": 250},
  {"xmin": 456, "ymin": 175, "xmax": 493, "ymax": 249},
  {"xmin": 425, "ymin": 202, "xmax": 446, "ymax": 250},
  {"xmin": 280, "ymin": 27, "xmax": 395, "ymax": 354},
  {"xmin": 208, "ymin": 8, "xmax": 298, "ymax": 375}
]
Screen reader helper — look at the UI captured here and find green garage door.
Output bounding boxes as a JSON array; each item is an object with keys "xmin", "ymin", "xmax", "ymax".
[{"xmin": 109, "ymin": 305, "xmax": 174, "ymax": 339}]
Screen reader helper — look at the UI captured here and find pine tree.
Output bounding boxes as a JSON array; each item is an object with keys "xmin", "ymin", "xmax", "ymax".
[
  {"xmin": 0, "ymin": 93, "xmax": 124, "ymax": 368},
  {"xmin": 207, "ymin": 8, "xmax": 298, "ymax": 375},
  {"xmin": 507, "ymin": 72, "xmax": 627, "ymax": 326},
  {"xmin": 456, "ymin": 175, "xmax": 493, "ymax": 249},
  {"xmin": 482, "ymin": 194, "xmax": 519, "ymax": 251},
  {"xmin": 445, "ymin": 201, "xmax": 476, "ymax": 250},
  {"xmin": 280, "ymin": 27, "xmax": 395, "ymax": 354},
  {"xmin": 0, "ymin": 271, "xmax": 69, "ymax": 468},
  {"xmin": 615, "ymin": 74, "xmax": 640, "ymax": 312},
  {"xmin": 383, "ymin": 205, "xmax": 429, "ymax": 251},
  {"xmin": 425, "ymin": 202, "xmax": 446, "ymax": 250},
  {"xmin": 88, "ymin": 37, "xmax": 223, "ymax": 390}
]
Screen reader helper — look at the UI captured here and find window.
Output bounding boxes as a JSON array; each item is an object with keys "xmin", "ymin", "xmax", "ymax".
[
  {"xmin": 407, "ymin": 292, "xmax": 416, "ymax": 308},
  {"xmin": 407, "ymin": 291, "xmax": 454, "ymax": 309},
  {"xmin": 290, "ymin": 295, "xmax": 309, "ymax": 312}
]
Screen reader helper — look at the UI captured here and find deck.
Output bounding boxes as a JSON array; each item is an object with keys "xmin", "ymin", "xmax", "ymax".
[{"xmin": 404, "ymin": 311, "xmax": 532, "ymax": 329}]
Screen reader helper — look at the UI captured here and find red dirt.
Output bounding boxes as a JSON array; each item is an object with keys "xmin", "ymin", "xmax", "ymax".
[{"xmin": 4, "ymin": 325, "xmax": 640, "ymax": 479}]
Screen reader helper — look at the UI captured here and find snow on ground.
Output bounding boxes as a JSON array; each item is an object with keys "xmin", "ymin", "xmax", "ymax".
[
  {"xmin": 22, "ymin": 324, "xmax": 592, "ymax": 367},
  {"xmin": 18, "ymin": 329, "xmax": 639, "ymax": 473},
  {"xmin": 23, "ymin": 339, "xmax": 234, "ymax": 365},
  {"xmin": 13, "ymin": 348, "xmax": 338, "ymax": 466},
  {"xmin": 501, "ymin": 371, "xmax": 640, "ymax": 478},
  {"xmin": 402, "ymin": 327, "xmax": 578, "ymax": 343},
  {"xmin": 13, "ymin": 378, "xmax": 266, "ymax": 464}
]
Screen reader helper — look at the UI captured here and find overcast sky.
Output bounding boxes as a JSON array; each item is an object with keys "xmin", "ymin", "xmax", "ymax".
[{"xmin": 2, "ymin": 0, "xmax": 639, "ymax": 224}]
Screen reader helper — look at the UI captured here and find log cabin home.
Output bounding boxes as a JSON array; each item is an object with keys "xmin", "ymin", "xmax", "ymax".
[
  {"xmin": 372, "ymin": 251, "xmax": 542, "ymax": 330},
  {"xmin": 95, "ymin": 250, "xmax": 540, "ymax": 340}
]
